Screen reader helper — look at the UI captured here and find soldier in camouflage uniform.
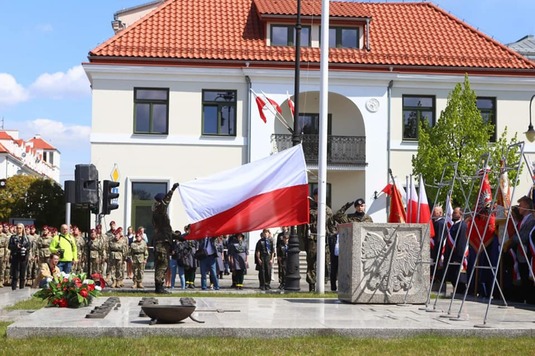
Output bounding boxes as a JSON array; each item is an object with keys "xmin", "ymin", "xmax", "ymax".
[
  {"xmin": 108, "ymin": 227, "xmax": 126, "ymax": 288},
  {"xmin": 333, "ymin": 198, "xmax": 373, "ymax": 224},
  {"xmin": 87, "ymin": 229, "xmax": 103, "ymax": 275},
  {"xmin": 25, "ymin": 225, "xmax": 39, "ymax": 286},
  {"xmin": 307, "ymin": 189, "xmax": 336, "ymax": 292},
  {"xmin": 129, "ymin": 232, "xmax": 148, "ymax": 288},
  {"xmin": 152, "ymin": 183, "xmax": 180, "ymax": 294},
  {"xmin": 0, "ymin": 224, "xmax": 9, "ymax": 287},
  {"xmin": 72, "ymin": 226, "xmax": 86, "ymax": 274},
  {"xmin": 36, "ymin": 226, "xmax": 53, "ymax": 266}
]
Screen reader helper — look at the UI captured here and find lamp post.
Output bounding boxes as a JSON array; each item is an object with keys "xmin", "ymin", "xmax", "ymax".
[
  {"xmin": 525, "ymin": 94, "xmax": 535, "ymax": 142},
  {"xmin": 285, "ymin": 0, "xmax": 302, "ymax": 292}
]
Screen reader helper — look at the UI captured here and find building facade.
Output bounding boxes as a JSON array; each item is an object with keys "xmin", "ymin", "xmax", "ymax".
[
  {"xmin": 83, "ymin": 0, "xmax": 535, "ymax": 241},
  {"xmin": 0, "ymin": 131, "xmax": 60, "ymax": 182}
]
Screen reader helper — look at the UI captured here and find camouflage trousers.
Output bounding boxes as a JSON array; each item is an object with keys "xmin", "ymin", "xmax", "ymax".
[
  {"xmin": 304, "ymin": 238, "xmax": 331, "ymax": 286},
  {"xmin": 89, "ymin": 258, "xmax": 101, "ymax": 275},
  {"xmin": 109, "ymin": 257, "xmax": 124, "ymax": 283},
  {"xmin": 0, "ymin": 257, "xmax": 5, "ymax": 286},
  {"xmin": 305, "ymin": 238, "xmax": 317, "ymax": 285},
  {"xmin": 154, "ymin": 243, "xmax": 170, "ymax": 285},
  {"xmin": 133, "ymin": 261, "xmax": 145, "ymax": 284}
]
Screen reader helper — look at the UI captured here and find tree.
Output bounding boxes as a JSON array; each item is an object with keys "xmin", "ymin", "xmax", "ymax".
[
  {"xmin": 412, "ymin": 75, "xmax": 519, "ymax": 207},
  {"xmin": 0, "ymin": 175, "xmax": 39, "ymax": 221}
]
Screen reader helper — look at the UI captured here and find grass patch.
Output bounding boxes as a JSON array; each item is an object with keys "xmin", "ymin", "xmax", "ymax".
[
  {"xmin": 4, "ymin": 297, "xmax": 47, "ymax": 311},
  {"xmin": 0, "ymin": 328, "xmax": 533, "ymax": 355}
]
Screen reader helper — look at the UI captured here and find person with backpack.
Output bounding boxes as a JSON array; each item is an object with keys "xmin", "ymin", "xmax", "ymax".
[{"xmin": 170, "ymin": 237, "xmax": 187, "ymax": 289}]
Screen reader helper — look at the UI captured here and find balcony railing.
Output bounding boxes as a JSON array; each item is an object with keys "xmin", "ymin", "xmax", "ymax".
[{"xmin": 271, "ymin": 134, "xmax": 366, "ymax": 166}]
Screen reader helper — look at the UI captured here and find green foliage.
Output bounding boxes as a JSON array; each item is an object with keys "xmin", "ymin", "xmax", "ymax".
[
  {"xmin": 0, "ymin": 175, "xmax": 66, "ymax": 228},
  {"xmin": 412, "ymin": 75, "xmax": 519, "ymax": 206}
]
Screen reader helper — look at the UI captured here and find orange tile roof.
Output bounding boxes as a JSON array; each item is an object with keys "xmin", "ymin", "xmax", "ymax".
[
  {"xmin": 88, "ymin": 0, "xmax": 535, "ymax": 72},
  {"xmin": 0, "ymin": 131, "xmax": 14, "ymax": 140},
  {"xmin": 28, "ymin": 136, "xmax": 56, "ymax": 150},
  {"xmin": 0, "ymin": 143, "xmax": 8, "ymax": 153}
]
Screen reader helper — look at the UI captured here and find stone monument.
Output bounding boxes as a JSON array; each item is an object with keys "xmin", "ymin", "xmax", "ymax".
[{"xmin": 337, "ymin": 222, "xmax": 430, "ymax": 304}]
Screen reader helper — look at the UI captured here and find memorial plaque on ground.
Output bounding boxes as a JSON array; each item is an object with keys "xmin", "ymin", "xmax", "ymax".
[{"xmin": 337, "ymin": 223, "xmax": 429, "ymax": 304}]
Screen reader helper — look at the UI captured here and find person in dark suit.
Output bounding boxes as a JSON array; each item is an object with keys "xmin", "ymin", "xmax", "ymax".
[
  {"xmin": 431, "ymin": 206, "xmax": 446, "ymax": 281},
  {"xmin": 445, "ymin": 207, "xmax": 467, "ymax": 293},
  {"xmin": 511, "ymin": 195, "xmax": 535, "ymax": 303}
]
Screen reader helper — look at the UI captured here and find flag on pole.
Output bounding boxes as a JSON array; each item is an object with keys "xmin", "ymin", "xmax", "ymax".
[
  {"xmin": 406, "ymin": 176, "xmax": 419, "ymax": 223},
  {"xmin": 178, "ymin": 145, "xmax": 309, "ymax": 240},
  {"xmin": 255, "ymin": 96, "xmax": 269, "ymax": 123},
  {"xmin": 467, "ymin": 169, "xmax": 496, "ymax": 250},
  {"xmin": 440, "ymin": 194, "xmax": 455, "ymax": 267},
  {"xmin": 418, "ymin": 175, "xmax": 435, "ymax": 245},
  {"xmin": 384, "ymin": 183, "xmax": 406, "ymax": 223},
  {"xmin": 497, "ymin": 159, "xmax": 511, "ymax": 210},
  {"xmin": 287, "ymin": 91, "xmax": 295, "ymax": 119},
  {"xmin": 260, "ymin": 90, "xmax": 282, "ymax": 115}
]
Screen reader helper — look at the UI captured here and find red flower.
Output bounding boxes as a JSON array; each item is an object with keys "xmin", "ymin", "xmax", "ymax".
[
  {"xmin": 79, "ymin": 289, "xmax": 88, "ymax": 298},
  {"xmin": 58, "ymin": 298, "xmax": 68, "ymax": 308},
  {"xmin": 88, "ymin": 284, "xmax": 95, "ymax": 291},
  {"xmin": 73, "ymin": 278, "xmax": 82, "ymax": 287}
]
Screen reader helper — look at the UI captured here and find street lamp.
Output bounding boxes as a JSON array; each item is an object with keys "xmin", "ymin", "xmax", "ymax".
[{"xmin": 525, "ymin": 94, "xmax": 535, "ymax": 142}]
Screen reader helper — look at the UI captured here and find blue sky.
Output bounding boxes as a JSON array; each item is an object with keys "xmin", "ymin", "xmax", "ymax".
[{"xmin": 0, "ymin": 0, "xmax": 534, "ymax": 185}]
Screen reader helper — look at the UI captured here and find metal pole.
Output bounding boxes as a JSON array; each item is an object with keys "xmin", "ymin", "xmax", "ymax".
[
  {"xmin": 285, "ymin": 0, "xmax": 302, "ymax": 292},
  {"xmin": 315, "ymin": 0, "xmax": 330, "ymax": 295}
]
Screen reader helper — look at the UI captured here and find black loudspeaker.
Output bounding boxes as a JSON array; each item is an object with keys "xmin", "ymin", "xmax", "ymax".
[
  {"xmin": 65, "ymin": 180, "xmax": 76, "ymax": 203},
  {"xmin": 75, "ymin": 164, "xmax": 99, "ymax": 205}
]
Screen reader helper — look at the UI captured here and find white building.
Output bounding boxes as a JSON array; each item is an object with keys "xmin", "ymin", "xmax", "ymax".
[
  {"xmin": 83, "ymin": 0, "xmax": 535, "ymax": 240},
  {"xmin": 0, "ymin": 130, "xmax": 60, "ymax": 182}
]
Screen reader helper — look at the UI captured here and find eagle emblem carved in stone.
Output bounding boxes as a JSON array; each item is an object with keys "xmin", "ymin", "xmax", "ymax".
[{"xmin": 361, "ymin": 228, "xmax": 420, "ymax": 295}]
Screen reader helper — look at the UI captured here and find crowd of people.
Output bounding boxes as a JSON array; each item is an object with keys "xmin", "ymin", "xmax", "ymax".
[
  {"xmin": 0, "ymin": 221, "xmax": 152, "ymax": 291},
  {"xmin": 430, "ymin": 195, "xmax": 535, "ymax": 304},
  {"xmin": 0, "ymin": 186, "xmax": 377, "ymax": 294}
]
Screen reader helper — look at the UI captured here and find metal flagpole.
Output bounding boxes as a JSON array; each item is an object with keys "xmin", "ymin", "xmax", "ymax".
[
  {"xmin": 284, "ymin": 0, "xmax": 303, "ymax": 292},
  {"xmin": 315, "ymin": 0, "xmax": 330, "ymax": 295}
]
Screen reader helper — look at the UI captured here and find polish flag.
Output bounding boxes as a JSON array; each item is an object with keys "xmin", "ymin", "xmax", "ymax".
[
  {"xmin": 418, "ymin": 176, "xmax": 435, "ymax": 243},
  {"xmin": 385, "ymin": 183, "xmax": 406, "ymax": 223},
  {"xmin": 440, "ymin": 194, "xmax": 454, "ymax": 267},
  {"xmin": 178, "ymin": 145, "xmax": 309, "ymax": 240},
  {"xmin": 287, "ymin": 91, "xmax": 295, "ymax": 119},
  {"xmin": 255, "ymin": 96, "xmax": 269, "ymax": 123},
  {"xmin": 406, "ymin": 177, "xmax": 419, "ymax": 223}
]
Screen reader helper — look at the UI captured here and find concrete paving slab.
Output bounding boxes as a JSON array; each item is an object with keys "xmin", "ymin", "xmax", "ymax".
[{"xmin": 6, "ymin": 296, "xmax": 535, "ymax": 338}]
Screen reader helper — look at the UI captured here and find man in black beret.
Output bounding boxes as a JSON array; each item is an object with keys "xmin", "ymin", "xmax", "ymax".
[{"xmin": 334, "ymin": 198, "xmax": 373, "ymax": 224}]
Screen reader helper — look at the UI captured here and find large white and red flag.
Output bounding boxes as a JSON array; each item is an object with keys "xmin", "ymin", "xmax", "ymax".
[{"xmin": 178, "ymin": 145, "xmax": 309, "ymax": 240}]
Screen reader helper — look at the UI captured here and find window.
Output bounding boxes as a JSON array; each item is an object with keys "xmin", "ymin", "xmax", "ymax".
[
  {"xmin": 297, "ymin": 113, "xmax": 332, "ymax": 135},
  {"xmin": 134, "ymin": 88, "xmax": 169, "ymax": 134},
  {"xmin": 477, "ymin": 97, "xmax": 496, "ymax": 142},
  {"xmin": 202, "ymin": 90, "xmax": 237, "ymax": 136},
  {"xmin": 131, "ymin": 181, "xmax": 167, "ymax": 268},
  {"xmin": 329, "ymin": 27, "xmax": 359, "ymax": 48},
  {"xmin": 271, "ymin": 25, "xmax": 311, "ymax": 46},
  {"xmin": 402, "ymin": 96, "xmax": 435, "ymax": 141}
]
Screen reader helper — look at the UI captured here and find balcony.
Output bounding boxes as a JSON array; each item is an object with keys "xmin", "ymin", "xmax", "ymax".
[{"xmin": 271, "ymin": 134, "xmax": 366, "ymax": 166}]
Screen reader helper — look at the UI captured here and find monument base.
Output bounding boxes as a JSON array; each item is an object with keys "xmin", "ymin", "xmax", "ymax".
[{"xmin": 337, "ymin": 223, "xmax": 430, "ymax": 304}]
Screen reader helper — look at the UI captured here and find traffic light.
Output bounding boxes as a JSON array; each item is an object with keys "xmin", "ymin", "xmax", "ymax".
[
  {"xmin": 75, "ymin": 164, "xmax": 98, "ymax": 205},
  {"xmin": 102, "ymin": 180, "xmax": 120, "ymax": 215}
]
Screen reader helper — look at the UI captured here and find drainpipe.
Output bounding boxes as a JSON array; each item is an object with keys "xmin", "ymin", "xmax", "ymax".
[
  {"xmin": 245, "ymin": 75, "xmax": 252, "ymax": 164},
  {"xmin": 386, "ymin": 80, "xmax": 394, "ymax": 219}
]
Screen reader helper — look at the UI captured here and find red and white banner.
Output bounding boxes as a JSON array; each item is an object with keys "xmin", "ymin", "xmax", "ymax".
[
  {"xmin": 384, "ymin": 183, "xmax": 406, "ymax": 223},
  {"xmin": 406, "ymin": 176, "xmax": 419, "ymax": 223},
  {"xmin": 418, "ymin": 175, "xmax": 435, "ymax": 240},
  {"xmin": 178, "ymin": 145, "xmax": 309, "ymax": 240}
]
